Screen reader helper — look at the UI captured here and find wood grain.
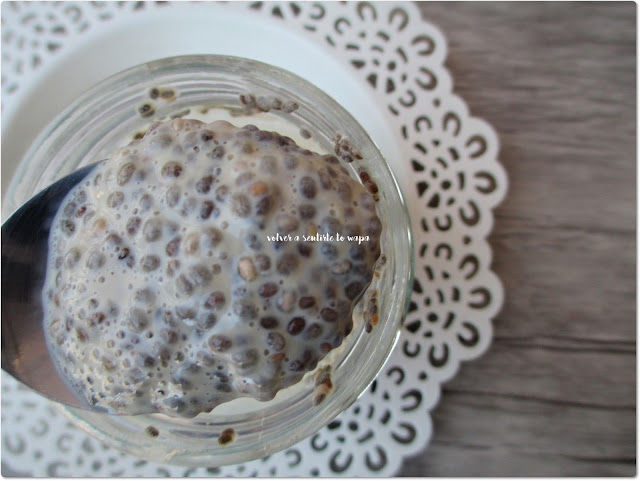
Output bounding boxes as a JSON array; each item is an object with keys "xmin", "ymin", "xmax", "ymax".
[{"xmin": 398, "ymin": 1, "xmax": 636, "ymax": 476}]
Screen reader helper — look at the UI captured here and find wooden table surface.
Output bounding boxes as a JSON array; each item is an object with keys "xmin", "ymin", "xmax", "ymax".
[{"xmin": 396, "ymin": 2, "xmax": 636, "ymax": 476}]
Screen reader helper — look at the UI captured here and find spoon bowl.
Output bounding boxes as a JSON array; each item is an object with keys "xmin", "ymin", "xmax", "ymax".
[{"xmin": 1, "ymin": 162, "xmax": 110, "ymax": 411}]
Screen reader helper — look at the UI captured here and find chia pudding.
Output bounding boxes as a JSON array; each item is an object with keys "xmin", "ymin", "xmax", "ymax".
[{"xmin": 42, "ymin": 118, "xmax": 382, "ymax": 418}]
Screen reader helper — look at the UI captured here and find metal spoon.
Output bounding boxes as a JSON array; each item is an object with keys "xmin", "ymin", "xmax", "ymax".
[{"xmin": 2, "ymin": 163, "xmax": 101, "ymax": 411}]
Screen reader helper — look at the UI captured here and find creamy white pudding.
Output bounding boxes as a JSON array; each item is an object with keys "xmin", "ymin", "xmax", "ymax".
[{"xmin": 42, "ymin": 118, "xmax": 381, "ymax": 417}]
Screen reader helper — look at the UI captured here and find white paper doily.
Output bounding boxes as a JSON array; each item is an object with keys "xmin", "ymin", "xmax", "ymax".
[{"xmin": 1, "ymin": 1, "xmax": 507, "ymax": 477}]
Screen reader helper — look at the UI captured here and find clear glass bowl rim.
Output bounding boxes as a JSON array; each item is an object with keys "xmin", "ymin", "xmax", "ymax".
[{"xmin": 7, "ymin": 54, "xmax": 414, "ymax": 467}]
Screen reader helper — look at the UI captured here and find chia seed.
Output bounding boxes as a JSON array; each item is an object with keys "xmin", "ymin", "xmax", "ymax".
[
  {"xmin": 349, "ymin": 244, "xmax": 366, "ymax": 260},
  {"xmin": 232, "ymin": 349, "xmax": 258, "ymax": 369},
  {"xmin": 255, "ymin": 254, "xmax": 271, "ymax": 272},
  {"xmin": 126, "ymin": 216, "xmax": 142, "ymax": 236},
  {"xmin": 211, "ymin": 145, "xmax": 225, "ymax": 159},
  {"xmin": 298, "ymin": 204, "xmax": 316, "ymax": 219},
  {"xmin": 161, "ymin": 162, "xmax": 182, "ymax": 178},
  {"xmin": 204, "ymin": 291, "xmax": 226, "ymax": 310},
  {"xmin": 143, "ymin": 218, "xmax": 163, "ymax": 242},
  {"xmin": 365, "ymin": 216, "xmax": 383, "ymax": 236},
  {"xmin": 258, "ymin": 282, "xmax": 278, "ymax": 297},
  {"xmin": 128, "ymin": 308, "xmax": 148, "ymax": 332},
  {"xmin": 200, "ymin": 130, "xmax": 214, "ymax": 142},
  {"xmin": 330, "ymin": 259, "xmax": 352, "ymax": 275},
  {"xmin": 230, "ymin": 193, "xmax": 251, "ymax": 217},
  {"xmin": 345, "ymin": 281, "xmax": 365, "ymax": 301},
  {"xmin": 165, "ymin": 185, "xmax": 181, "ymax": 207},
  {"xmin": 218, "ymin": 428, "xmax": 235, "ymax": 446},
  {"xmin": 255, "ymin": 195, "xmax": 272, "ymax": 216},
  {"xmin": 196, "ymin": 175, "xmax": 214, "ymax": 194},
  {"xmin": 321, "ymin": 243, "xmax": 338, "ymax": 260},
  {"xmin": 287, "ymin": 317, "xmax": 306, "ymax": 335},
  {"xmin": 244, "ymin": 233, "xmax": 262, "ymax": 250},
  {"xmin": 305, "ymin": 323, "xmax": 323, "ymax": 339},
  {"xmin": 276, "ymin": 214, "xmax": 299, "ymax": 233},
  {"xmin": 320, "ymin": 307, "xmax": 338, "ymax": 323},
  {"xmin": 297, "ymin": 243, "xmax": 312, "ymax": 257},
  {"xmin": 176, "ymin": 274, "xmax": 194, "ymax": 296},
  {"xmin": 137, "ymin": 102, "xmax": 155, "ymax": 118},
  {"xmin": 200, "ymin": 200, "xmax": 215, "ymax": 219},
  {"xmin": 165, "ymin": 237, "xmax": 181, "ymax": 257},
  {"xmin": 140, "ymin": 255, "xmax": 160, "ymax": 272},
  {"xmin": 298, "ymin": 296, "xmax": 316, "ymax": 309},
  {"xmin": 300, "ymin": 128, "xmax": 312, "ymax": 139},
  {"xmin": 208, "ymin": 335, "xmax": 232, "ymax": 352},
  {"xmin": 86, "ymin": 251, "xmax": 105, "ymax": 270},
  {"xmin": 284, "ymin": 155, "xmax": 298, "ymax": 170},
  {"xmin": 260, "ymin": 316, "xmax": 279, "ymax": 329},
  {"xmin": 239, "ymin": 93, "xmax": 255, "ymax": 106},
  {"xmin": 232, "ymin": 300, "xmax": 257, "ymax": 320},
  {"xmin": 276, "ymin": 253, "xmax": 299, "ymax": 275},
  {"xmin": 260, "ymin": 155, "xmax": 278, "ymax": 174},
  {"xmin": 299, "ymin": 176, "xmax": 317, "ymax": 199},
  {"xmin": 107, "ymin": 191, "xmax": 124, "ymax": 208},
  {"xmin": 197, "ymin": 313, "xmax": 217, "ymax": 330},
  {"xmin": 236, "ymin": 171, "xmax": 255, "ymax": 186},
  {"xmin": 267, "ymin": 332, "xmax": 286, "ymax": 351}
]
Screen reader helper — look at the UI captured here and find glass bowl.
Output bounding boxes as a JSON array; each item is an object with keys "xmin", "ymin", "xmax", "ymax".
[{"xmin": 4, "ymin": 55, "xmax": 413, "ymax": 467}]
